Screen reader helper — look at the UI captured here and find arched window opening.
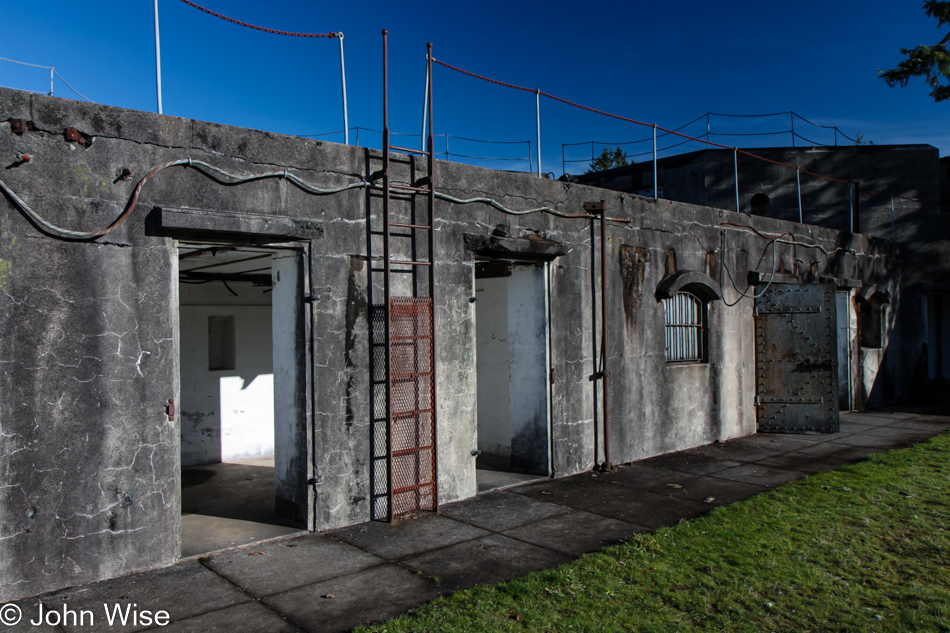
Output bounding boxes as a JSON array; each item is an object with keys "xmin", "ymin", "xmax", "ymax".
[{"xmin": 662, "ymin": 291, "xmax": 707, "ymax": 362}]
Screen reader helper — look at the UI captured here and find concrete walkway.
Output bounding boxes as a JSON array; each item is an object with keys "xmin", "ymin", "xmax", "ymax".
[{"xmin": 12, "ymin": 408, "xmax": 950, "ymax": 633}]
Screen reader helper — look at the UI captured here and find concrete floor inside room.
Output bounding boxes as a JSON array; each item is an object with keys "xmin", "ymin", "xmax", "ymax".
[
  {"xmin": 475, "ymin": 465, "xmax": 545, "ymax": 493},
  {"xmin": 181, "ymin": 455, "xmax": 304, "ymax": 557}
]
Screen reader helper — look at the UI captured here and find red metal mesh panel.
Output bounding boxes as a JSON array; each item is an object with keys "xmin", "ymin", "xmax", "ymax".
[{"xmin": 389, "ymin": 297, "xmax": 436, "ymax": 517}]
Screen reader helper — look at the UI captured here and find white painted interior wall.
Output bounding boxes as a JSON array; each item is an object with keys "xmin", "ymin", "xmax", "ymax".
[
  {"xmin": 271, "ymin": 251, "xmax": 304, "ymax": 516},
  {"xmin": 179, "ymin": 280, "xmax": 274, "ymax": 467},
  {"xmin": 475, "ymin": 275, "xmax": 510, "ymax": 460},
  {"xmin": 506, "ymin": 265, "xmax": 548, "ymax": 471},
  {"xmin": 475, "ymin": 265, "xmax": 548, "ymax": 470}
]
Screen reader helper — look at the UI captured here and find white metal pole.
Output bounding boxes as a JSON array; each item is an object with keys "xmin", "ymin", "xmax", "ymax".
[
  {"xmin": 535, "ymin": 89, "xmax": 541, "ymax": 177},
  {"xmin": 154, "ymin": 0, "xmax": 163, "ymax": 114},
  {"xmin": 422, "ymin": 55, "xmax": 430, "ymax": 152},
  {"xmin": 338, "ymin": 33, "xmax": 348, "ymax": 145},
  {"xmin": 653, "ymin": 124, "xmax": 658, "ymax": 199},
  {"xmin": 734, "ymin": 148, "xmax": 740, "ymax": 213},
  {"xmin": 49, "ymin": 67, "xmax": 54, "ymax": 96}
]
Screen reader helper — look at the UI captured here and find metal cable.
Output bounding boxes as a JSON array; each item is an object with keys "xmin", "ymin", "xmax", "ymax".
[
  {"xmin": 0, "ymin": 56, "xmax": 50, "ymax": 70},
  {"xmin": 0, "ymin": 159, "xmax": 368, "ymax": 240},
  {"xmin": 178, "ymin": 0, "xmax": 339, "ymax": 38},
  {"xmin": 433, "ymin": 57, "xmax": 858, "ymax": 186},
  {"xmin": 1, "ymin": 157, "xmax": 635, "ymax": 241},
  {"xmin": 53, "ymin": 71, "xmax": 94, "ymax": 102}
]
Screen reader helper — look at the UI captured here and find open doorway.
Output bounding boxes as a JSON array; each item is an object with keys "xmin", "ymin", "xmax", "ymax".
[
  {"xmin": 177, "ymin": 244, "xmax": 307, "ymax": 556},
  {"xmin": 836, "ymin": 290, "xmax": 856, "ymax": 411},
  {"xmin": 474, "ymin": 262, "xmax": 551, "ymax": 492}
]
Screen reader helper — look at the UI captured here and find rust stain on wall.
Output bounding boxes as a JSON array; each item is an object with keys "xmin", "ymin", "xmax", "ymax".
[{"xmin": 620, "ymin": 245, "xmax": 650, "ymax": 325}]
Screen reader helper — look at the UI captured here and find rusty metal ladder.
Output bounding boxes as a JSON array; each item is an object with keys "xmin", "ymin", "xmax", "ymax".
[{"xmin": 369, "ymin": 32, "xmax": 438, "ymax": 522}]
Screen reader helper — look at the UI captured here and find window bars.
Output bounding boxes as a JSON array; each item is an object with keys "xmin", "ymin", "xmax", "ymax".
[{"xmin": 663, "ymin": 292, "xmax": 705, "ymax": 362}]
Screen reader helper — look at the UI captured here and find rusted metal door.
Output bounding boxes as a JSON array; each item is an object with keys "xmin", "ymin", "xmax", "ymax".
[{"xmin": 754, "ymin": 283, "xmax": 839, "ymax": 433}]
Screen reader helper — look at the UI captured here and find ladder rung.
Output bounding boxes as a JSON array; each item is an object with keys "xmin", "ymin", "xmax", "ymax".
[
  {"xmin": 389, "ymin": 260, "xmax": 432, "ymax": 267},
  {"xmin": 370, "ymin": 268, "xmax": 415, "ymax": 273},
  {"xmin": 391, "ymin": 184, "xmax": 431, "ymax": 194},
  {"xmin": 390, "ymin": 222, "xmax": 432, "ymax": 230},
  {"xmin": 389, "ymin": 145, "xmax": 429, "ymax": 156}
]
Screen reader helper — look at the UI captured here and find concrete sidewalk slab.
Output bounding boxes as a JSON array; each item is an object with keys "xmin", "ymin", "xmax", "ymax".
[
  {"xmin": 710, "ymin": 463, "xmax": 808, "ymax": 488},
  {"xmin": 329, "ymin": 513, "xmax": 489, "ymax": 561},
  {"xmin": 615, "ymin": 473, "xmax": 767, "ymax": 507},
  {"xmin": 204, "ymin": 535, "xmax": 385, "ymax": 597},
  {"xmin": 154, "ymin": 601, "xmax": 298, "ymax": 633},
  {"xmin": 45, "ymin": 561, "xmax": 250, "ymax": 633},
  {"xmin": 501, "ymin": 510, "xmax": 648, "ymax": 556},
  {"xmin": 438, "ymin": 490, "xmax": 570, "ymax": 532},
  {"xmin": 261, "ymin": 565, "xmax": 441, "ymax": 633},
  {"xmin": 401, "ymin": 534, "xmax": 572, "ymax": 593},
  {"xmin": 639, "ymin": 451, "xmax": 743, "ymax": 475}
]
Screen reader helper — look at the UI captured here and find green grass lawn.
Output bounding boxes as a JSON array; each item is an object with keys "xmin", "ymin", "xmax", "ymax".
[{"xmin": 358, "ymin": 434, "xmax": 950, "ymax": 632}]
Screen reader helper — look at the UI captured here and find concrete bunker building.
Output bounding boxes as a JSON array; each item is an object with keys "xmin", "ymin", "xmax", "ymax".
[{"xmin": 0, "ymin": 87, "xmax": 927, "ymax": 599}]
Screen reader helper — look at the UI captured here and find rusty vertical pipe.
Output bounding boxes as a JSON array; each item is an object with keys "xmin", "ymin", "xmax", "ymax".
[
  {"xmin": 599, "ymin": 203, "xmax": 610, "ymax": 468},
  {"xmin": 426, "ymin": 41, "xmax": 438, "ymax": 510},
  {"xmin": 589, "ymin": 216, "xmax": 599, "ymax": 467},
  {"xmin": 382, "ymin": 29, "xmax": 394, "ymax": 522}
]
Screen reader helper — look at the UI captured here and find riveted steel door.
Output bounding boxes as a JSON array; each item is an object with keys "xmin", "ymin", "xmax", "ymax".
[{"xmin": 754, "ymin": 283, "xmax": 839, "ymax": 433}]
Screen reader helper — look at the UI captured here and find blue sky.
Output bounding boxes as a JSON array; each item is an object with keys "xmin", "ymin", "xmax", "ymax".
[{"xmin": 1, "ymin": 1, "xmax": 946, "ymax": 176}]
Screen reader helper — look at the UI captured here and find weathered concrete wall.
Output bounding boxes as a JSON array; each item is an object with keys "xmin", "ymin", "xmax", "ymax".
[{"xmin": 0, "ymin": 87, "xmax": 902, "ymax": 599}]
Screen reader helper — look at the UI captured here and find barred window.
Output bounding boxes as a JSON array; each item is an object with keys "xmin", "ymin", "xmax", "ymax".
[{"xmin": 663, "ymin": 292, "xmax": 706, "ymax": 362}]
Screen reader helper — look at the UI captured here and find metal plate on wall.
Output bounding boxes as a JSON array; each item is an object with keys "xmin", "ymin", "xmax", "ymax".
[{"xmin": 754, "ymin": 283, "xmax": 839, "ymax": 433}]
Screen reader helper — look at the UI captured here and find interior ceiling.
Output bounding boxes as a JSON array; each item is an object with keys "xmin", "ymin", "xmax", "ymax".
[{"xmin": 179, "ymin": 245, "xmax": 274, "ymax": 285}]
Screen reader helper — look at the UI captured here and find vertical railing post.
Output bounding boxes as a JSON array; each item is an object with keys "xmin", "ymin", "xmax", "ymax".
[
  {"xmin": 790, "ymin": 111, "xmax": 795, "ymax": 147},
  {"xmin": 339, "ymin": 33, "xmax": 349, "ymax": 145},
  {"xmin": 797, "ymin": 167, "xmax": 803, "ymax": 224},
  {"xmin": 154, "ymin": 0, "xmax": 163, "ymax": 114},
  {"xmin": 49, "ymin": 67, "xmax": 54, "ymax": 96},
  {"xmin": 421, "ymin": 53, "xmax": 429, "ymax": 152},
  {"xmin": 535, "ymin": 89, "xmax": 542, "ymax": 177},
  {"xmin": 653, "ymin": 124, "xmax": 658, "ymax": 199},
  {"xmin": 734, "ymin": 148, "xmax": 740, "ymax": 213}
]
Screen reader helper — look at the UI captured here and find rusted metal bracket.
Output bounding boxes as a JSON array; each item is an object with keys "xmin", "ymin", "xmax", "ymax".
[
  {"xmin": 64, "ymin": 127, "xmax": 92, "ymax": 148},
  {"xmin": 9, "ymin": 119, "xmax": 28, "ymax": 135}
]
